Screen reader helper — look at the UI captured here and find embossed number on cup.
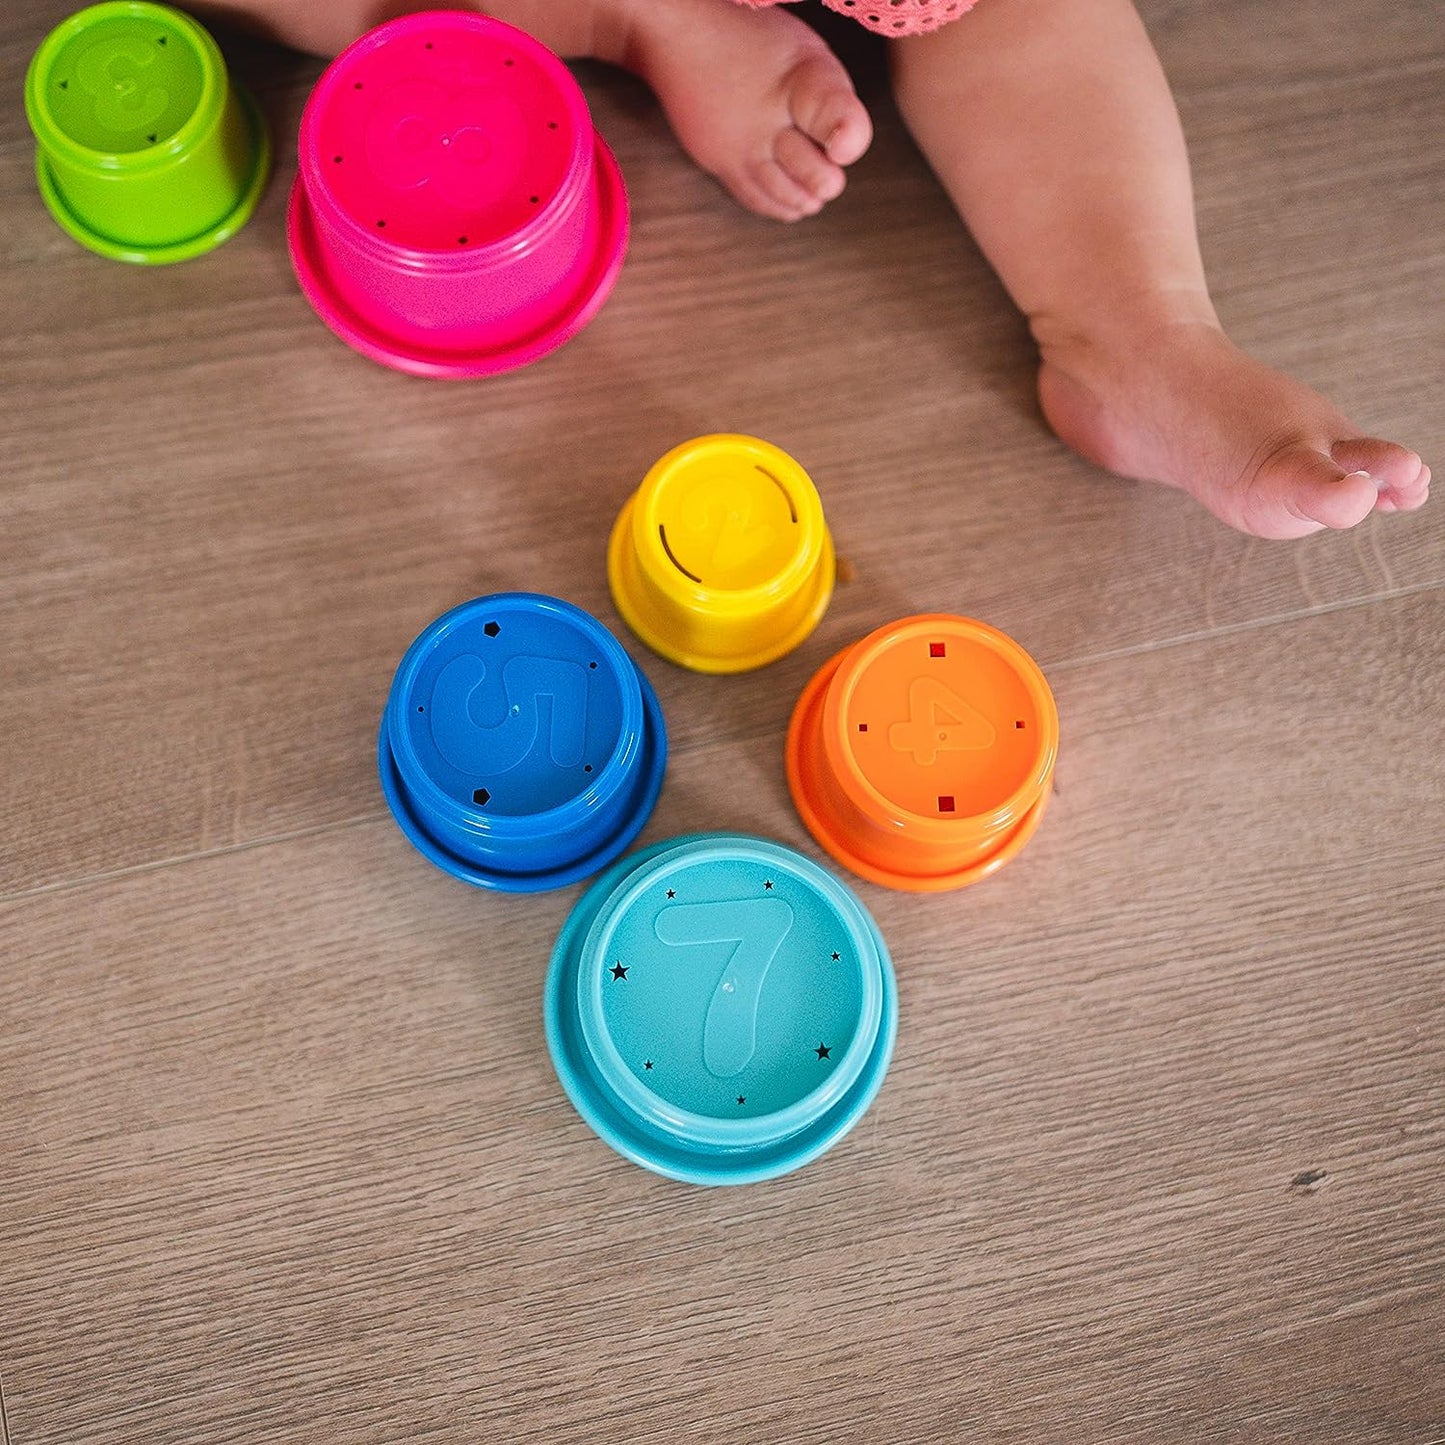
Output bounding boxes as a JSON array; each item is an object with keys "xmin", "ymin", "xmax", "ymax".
[
  {"xmin": 654, "ymin": 899, "xmax": 794, "ymax": 1077},
  {"xmin": 430, "ymin": 652, "xmax": 589, "ymax": 773}
]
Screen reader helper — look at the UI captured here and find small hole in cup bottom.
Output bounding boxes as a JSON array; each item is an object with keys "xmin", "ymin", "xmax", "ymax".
[
  {"xmin": 376, "ymin": 220, "xmax": 386, "ymax": 228},
  {"xmin": 584, "ymin": 765, "xmax": 593, "ymax": 773},
  {"xmin": 930, "ymin": 642, "xmax": 946, "ymax": 657},
  {"xmin": 473, "ymin": 788, "xmax": 491, "ymax": 806},
  {"xmin": 458, "ymin": 235, "xmax": 468, "ymax": 245},
  {"xmin": 333, "ymin": 155, "xmax": 343, "ymax": 163},
  {"xmin": 504, "ymin": 58, "xmax": 514, "ymax": 67},
  {"xmin": 589, "ymin": 661, "xmax": 597, "ymax": 669},
  {"xmin": 1016, "ymin": 720, "xmax": 1026, "ymax": 729},
  {"xmin": 354, "ymin": 82, "xmax": 363, "ymax": 90},
  {"xmin": 483, "ymin": 621, "xmax": 501, "ymax": 637},
  {"xmin": 548, "ymin": 121, "xmax": 558, "ymax": 130},
  {"xmin": 417, "ymin": 705, "xmax": 424, "ymax": 713},
  {"xmin": 529, "ymin": 196, "xmax": 540, "ymax": 205},
  {"xmin": 857, "ymin": 722, "xmax": 869, "ymax": 732},
  {"xmin": 938, "ymin": 796, "xmax": 956, "ymax": 812}
]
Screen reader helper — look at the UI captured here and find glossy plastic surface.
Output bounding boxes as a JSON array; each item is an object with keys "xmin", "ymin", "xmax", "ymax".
[
  {"xmin": 608, "ymin": 435, "xmax": 834, "ymax": 673},
  {"xmin": 287, "ymin": 11, "xmax": 627, "ymax": 377},
  {"xmin": 379, "ymin": 593, "xmax": 666, "ymax": 891},
  {"xmin": 546, "ymin": 833, "xmax": 897, "ymax": 1184},
  {"xmin": 25, "ymin": 1, "xmax": 270, "ymax": 262},
  {"xmin": 787, "ymin": 615, "xmax": 1058, "ymax": 891}
]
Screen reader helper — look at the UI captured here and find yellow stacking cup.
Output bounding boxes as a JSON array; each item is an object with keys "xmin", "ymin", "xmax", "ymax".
[{"xmin": 607, "ymin": 435, "xmax": 835, "ymax": 673}]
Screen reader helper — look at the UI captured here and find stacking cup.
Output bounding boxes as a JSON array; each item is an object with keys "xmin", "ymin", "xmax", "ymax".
[
  {"xmin": 545, "ymin": 833, "xmax": 897, "ymax": 1184},
  {"xmin": 287, "ymin": 11, "xmax": 628, "ymax": 377},
  {"xmin": 25, "ymin": 1, "xmax": 271, "ymax": 263},
  {"xmin": 787, "ymin": 615, "xmax": 1058, "ymax": 892},
  {"xmin": 378, "ymin": 593, "xmax": 666, "ymax": 892},
  {"xmin": 608, "ymin": 435, "xmax": 835, "ymax": 673}
]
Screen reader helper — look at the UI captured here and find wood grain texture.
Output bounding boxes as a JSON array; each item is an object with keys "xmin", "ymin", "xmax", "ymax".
[
  {"xmin": 2, "ymin": 595, "xmax": 1443, "ymax": 1443},
  {"xmin": 3, "ymin": 2, "xmax": 1443, "ymax": 894},
  {"xmin": 1, "ymin": 0, "xmax": 1442, "ymax": 1440}
]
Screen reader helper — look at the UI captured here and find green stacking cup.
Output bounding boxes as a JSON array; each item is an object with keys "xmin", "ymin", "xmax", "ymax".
[{"xmin": 25, "ymin": 1, "xmax": 271, "ymax": 263}]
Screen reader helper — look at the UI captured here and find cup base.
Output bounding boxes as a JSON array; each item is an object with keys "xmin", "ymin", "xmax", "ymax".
[
  {"xmin": 607, "ymin": 497, "xmax": 836, "ymax": 674},
  {"xmin": 33, "ymin": 83, "xmax": 271, "ymax": 265},
  {"xmin": 786, "ymin": 649, "xmax": 1052, "ymax": 892},
  {"xmin": 288, "ymin": 133, "xmax": 627, "ymax": 378},
  {"xmin": 377, "ymin": 664, "xmax": 666, "ymax": 892},
  {"xmin": 545, "ymin": 834, "xmax": 897, "ymax": 1185}
]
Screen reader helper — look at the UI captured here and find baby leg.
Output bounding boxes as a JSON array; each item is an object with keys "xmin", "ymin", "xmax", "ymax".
[{"xmin": 890, "ymin": 0, "xmax": 1429, "ymax": 538}]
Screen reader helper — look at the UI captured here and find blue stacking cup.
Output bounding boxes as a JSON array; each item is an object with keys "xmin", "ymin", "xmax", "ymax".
[
  {"xmin": 379, "ymin": 593, "xmax": 667, "ymax": 891},
  {"xmin": 545, "ymin": 833, "xmax": 898, "ymax": 1184}
]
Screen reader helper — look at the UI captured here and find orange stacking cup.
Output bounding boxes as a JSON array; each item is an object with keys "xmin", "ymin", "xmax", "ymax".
[{"xmin": 786, "ymin": 615, "xmax": 1058, "ymax": 892}]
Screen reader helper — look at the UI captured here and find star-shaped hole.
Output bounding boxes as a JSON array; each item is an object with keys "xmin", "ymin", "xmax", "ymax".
[{"xmin": 609, "ymin": 962, "xmax": 628, "ymax": 981}]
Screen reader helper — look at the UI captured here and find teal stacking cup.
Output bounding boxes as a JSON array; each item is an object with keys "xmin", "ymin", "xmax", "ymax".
[
  {"xmin": 546, "ymin": 834, "xmax": 898, "ymax": 1184},
  {"xmin": 25, "ymin": 2, "xmax": 271, "ymax": 262}
]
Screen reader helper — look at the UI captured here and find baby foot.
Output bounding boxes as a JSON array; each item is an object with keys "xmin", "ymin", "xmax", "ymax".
[
  {"xmin": 618, "ymin": 0, "xmax": 873, "ymax": 221},
  {"xmin": 1037, "ymin": 320, "xmax": 1430, "ymax": 539}
]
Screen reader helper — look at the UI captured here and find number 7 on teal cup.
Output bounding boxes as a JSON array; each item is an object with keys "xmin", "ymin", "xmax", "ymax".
[{"xmin": 545, "ymin": 834, "xmax": 898, "ymax": 1184}]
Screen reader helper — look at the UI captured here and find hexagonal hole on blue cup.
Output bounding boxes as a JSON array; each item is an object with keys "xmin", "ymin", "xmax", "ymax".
[
  {"xmin": 545, "ymin": 833, "xmax": 898, "ymax": 1184},
  {"xmin": 378, "ymin": 593, "xmax": 667, "ymax": 892}
]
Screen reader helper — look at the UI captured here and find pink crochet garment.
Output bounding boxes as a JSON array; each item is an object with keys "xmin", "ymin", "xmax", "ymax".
[{"xmin": 730, "ymin": 0, "xmax": 978, "ymax": 37}]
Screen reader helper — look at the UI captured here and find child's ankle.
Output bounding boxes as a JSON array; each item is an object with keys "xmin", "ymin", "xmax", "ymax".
[{"xmin": 1029, "ymin": 287, "xmax": 1221, "ymax": 365}]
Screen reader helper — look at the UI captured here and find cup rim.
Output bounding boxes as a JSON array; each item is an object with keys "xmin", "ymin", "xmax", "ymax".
[
  {"xmin": 32, "ymin": 82, "xmax": 271, "ymax": 263},
  {"xmin": 632, "ymin": 435, "xmax": 829, "ymax": 608},
  {"xmin": 376, "ymin": 672, "xmax": 667, "ymax": 891},
  {"xmin": 285, "ymin": 132, "xmax": 628, "ymax": 377},
  {"xmin": 824, "ymin": 616, "xmax": 1058, "ymax": 836},
  {"xmin": 295, "ymin": 10, "xmax": 594, "ymax": 270},
  {"xmin": 384, "ymin": 593, "xmax": 648, "ymax": 841},
  {"xmin": 574, "ymin": 836, "xmax": 885, "ymax": 1149},
  {"xmin": 785, "ymin": 625, "xmax": 1059, "ymax": 891},
  {"xmin": 544, "ymin": 834, "xmax": 899, "ymax": 1183},
  {"xmin": 607, "ymin": 495, "xmax": 836, "ymax": 673},
  {"xmin": 25, "ymin": 1, "xmax": 228, "ymax": 175}
]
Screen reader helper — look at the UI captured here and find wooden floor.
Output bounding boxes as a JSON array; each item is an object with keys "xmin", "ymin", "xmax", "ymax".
[{"xmin": 2, "ymin": 1, "xmax": 1442, "ymax": 1440}]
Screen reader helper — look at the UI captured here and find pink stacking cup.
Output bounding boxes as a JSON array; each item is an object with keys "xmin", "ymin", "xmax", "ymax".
[{"xmin": 287, "ymin": 11, "xmax": 628, "ymax": 378}]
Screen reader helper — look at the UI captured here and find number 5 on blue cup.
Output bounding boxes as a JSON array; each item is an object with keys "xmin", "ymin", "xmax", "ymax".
[{"xmin": 378, "ymin": 593, "xmax": 667, "ymax": 893}]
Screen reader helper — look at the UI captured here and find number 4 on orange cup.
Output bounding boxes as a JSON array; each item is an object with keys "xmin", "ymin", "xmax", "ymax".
[{"xmin": 787, "ymin": 615, "xmax": 1059, "ymax": 892}]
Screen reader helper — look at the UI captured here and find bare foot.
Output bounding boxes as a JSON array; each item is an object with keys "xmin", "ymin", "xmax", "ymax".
[
  {"xmin": 1037, "ymin": 319, "xmax": 1431, "ymax": 539},
  {"xmin": 610, "ymin": 0, "xmax": 873, "ymax": 221}
]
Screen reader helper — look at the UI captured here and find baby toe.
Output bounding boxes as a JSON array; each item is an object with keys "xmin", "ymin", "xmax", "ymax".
[
  {"xmin": 1329, "ymin": 438, "xmax": 1425, "ymax": 491},
  {"xmin": 742, "ymin": 156, "xmax": 823, "ymax": 222},
  {"xmin": 786, "ymin": 56, "xmax": 872, "ymax": 165},
  {"xmin": 773, "ymin": 126, "xmax": 847, "ymax": 205},
  {"xmin": 1244, "ymin": 446, "xmax": 1380, "ymax": 538}
]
